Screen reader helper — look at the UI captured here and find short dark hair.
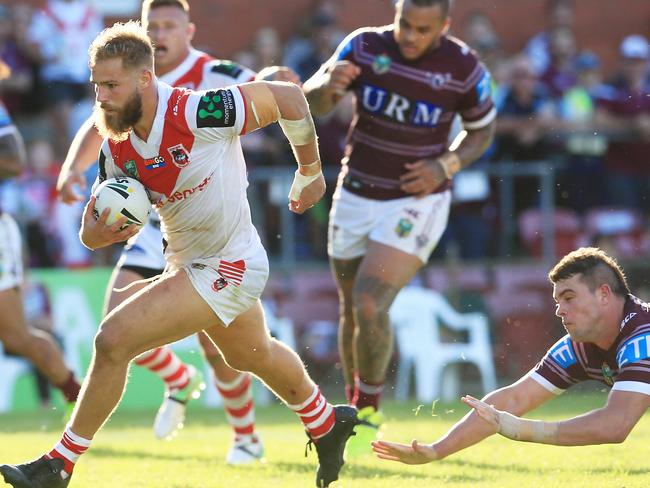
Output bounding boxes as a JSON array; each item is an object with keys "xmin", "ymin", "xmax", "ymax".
[
  {"xmin": 89, "ymin": 20, "xmax": 154, "ymax": 71},
  {"xmin": 141, "ymin": 0, "xmax": 190, "ymax": 20},
  {"xmin": 399, "ymin": 0, "xmax": 452, "ymax": 17},
  {"xmin": 549, "ymin": 247, "xmax": 630, "ymax": 297}
]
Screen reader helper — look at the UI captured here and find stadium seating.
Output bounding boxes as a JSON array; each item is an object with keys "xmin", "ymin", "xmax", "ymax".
[
  {"xmin": 518, "ymin": 207, "xmax": 583, "ymax": 258},
  {"xmin": 390, "ymin": 286, "xmax": 497, "ymax": 402}
]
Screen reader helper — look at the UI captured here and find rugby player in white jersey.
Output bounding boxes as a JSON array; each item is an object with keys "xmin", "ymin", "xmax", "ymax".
[
  {"xmin": 56, "ymin": 0, "xmax": 299, "ymax": 463},
  {"xmin": 1, "ymin": 21, "xmax": 361, "ymax": 488}
]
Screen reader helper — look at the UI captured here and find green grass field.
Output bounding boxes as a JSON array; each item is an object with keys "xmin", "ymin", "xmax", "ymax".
[{"xmin": 1, "ymin": 390, "xmax": 649, "ymax": 487}]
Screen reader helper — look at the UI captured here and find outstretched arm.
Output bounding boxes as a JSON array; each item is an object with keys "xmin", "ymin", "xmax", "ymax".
[
  {"xmin": 465, "ymin": 388, "xmax": 650, "ymax": 446},
  {"xmin": 372, "ymin": 375, "xmax": 554, "ymax": 464},
  {"xmin": 56, "ymin": 116, "xmax": 103, "ymax": 203},
  {"xmin": 238, "ymin": 80, "xmax": 325, "ymax": 214}
]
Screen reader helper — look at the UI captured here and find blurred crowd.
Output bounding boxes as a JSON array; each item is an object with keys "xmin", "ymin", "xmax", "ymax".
[{"xmin": 0, "ymin": 0, "xmax": 649, "ymax": 268}]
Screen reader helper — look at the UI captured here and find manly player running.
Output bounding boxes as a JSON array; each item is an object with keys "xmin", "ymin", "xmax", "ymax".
[
  {"xmin": 303, "ymin": 0, "xmax": 496, "ymax": 449},
  {"xmin": 56, "ymin": 0, "xmax": 298, "ymax": 463},
  {"xmin": 1, "ymin": 20, "xmax": 359, "ymax": 488},
  {"xmin": 0, "ymin": 60, "xmax": 82, "ymax": 415},
  {"xmin": 373, "ymin": 247, "xmax": 650, "ymax": 464}
]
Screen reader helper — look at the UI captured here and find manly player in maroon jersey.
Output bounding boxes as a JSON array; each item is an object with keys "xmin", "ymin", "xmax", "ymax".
[
  {"xmin": 55, "ymin": 0, "xmax": 298, "ymax": 462},
  {"xmin": 303, "ymin": 0, "xmax": 496, "ymax": 440},
  {"xmin": 0, "ymin": 60, "xmax": 82, "ymax": 415},
  {"xmin": 373, "ymin": 247, "xmax": 650, "ymax": 464}
]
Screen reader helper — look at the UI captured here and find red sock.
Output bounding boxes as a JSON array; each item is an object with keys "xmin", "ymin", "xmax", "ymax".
[
  {"xmin": 45, "ymin": 427, "xmax": 91, "ymax": 478},
  {"xmin": 356, "ymin": 378, "xmax": 384, "ymax": 411},
  {"xmin": 134, "ymin": 347, "xmax": 190, "ymax": 390},
  {"xmin": 215, "ymin": 372, "xmax": 256, "ymax": 438},
  {"xmin": 55, "ymin": 372, "xmax": 81, "ymax": 403},
  {"xmin": 289, "ymin": 387, "xmax": 336, "ymax": 440}
]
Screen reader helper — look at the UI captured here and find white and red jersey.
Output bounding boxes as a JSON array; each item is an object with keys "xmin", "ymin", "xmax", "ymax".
[
  {"xmin": 160, "ymin": 48, "xmax": 255, "ymax": 91},
  {"xmin": 97, "ymin": 81, "xmax": 261, "ymax": 266}
]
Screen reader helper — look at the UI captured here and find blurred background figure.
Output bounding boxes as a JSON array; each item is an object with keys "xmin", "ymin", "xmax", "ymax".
[
  {"xmin": 524, "ymin": 0, "xmax": 574, "ymax": 76},
  {"xmin": 26, "ymin": 0, "xmax": 102, "ymax": 160},
  {"xmin": 595, "ymin": 34, "xmax": 650, "ymax": 212}
]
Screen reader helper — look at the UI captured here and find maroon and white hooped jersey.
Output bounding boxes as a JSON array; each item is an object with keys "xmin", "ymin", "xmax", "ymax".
[
  {"xmin": 159, "ymin": 48, "xmax": 255, "ymax": 91},
  {"xmin": 530, "ymin": 295, "xmax": 650, "ymax": 397},
  {"xmin": 324, "ymin": 27, "xmax": 496, "ymax": 200},
  {"xmin": 96, "ymin": 82, "xmax": 263, "ymax": 266}
]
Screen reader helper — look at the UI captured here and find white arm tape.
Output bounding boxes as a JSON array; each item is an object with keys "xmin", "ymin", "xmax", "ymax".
[
  {"xmin": 498, "ymin": 411, "xmax": 559, "ymax": 444},
  {"xmin": 278, "ymin": 113, "xmax": 317, "ymax": 146},
  {"xmin": 289, "ymin": 169, "xmax": 321, "ymax": 201}
]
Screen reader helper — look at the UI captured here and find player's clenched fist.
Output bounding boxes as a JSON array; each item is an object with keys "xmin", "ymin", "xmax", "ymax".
[
  {"xmin": 288, "ymin": 170, "xmax": 326, "ymax": 214},
  {"xmin": 324, "ymin": 60, "xmax": 361, "ymax": 97}
]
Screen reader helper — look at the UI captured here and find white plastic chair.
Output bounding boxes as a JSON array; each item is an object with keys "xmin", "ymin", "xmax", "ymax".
[
  {"xmin": 0, "ymin": 342, "xmax": 31, "ymax": 412},
  {"xmin": 390, "ymin": 286, "xmax": 497, "ymax": 402}
]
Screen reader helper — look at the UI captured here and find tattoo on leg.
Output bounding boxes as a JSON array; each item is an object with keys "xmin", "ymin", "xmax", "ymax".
[{"xmin": 353, "ymin": 276, "xmax": 400, "ymax": 383}]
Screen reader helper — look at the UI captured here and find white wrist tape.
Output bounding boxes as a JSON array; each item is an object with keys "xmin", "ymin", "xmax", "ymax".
[
  {"xmin": 279, "ymin": 113, "xmax": 317, "ymax": 146},
  {"xmin": 497, "ymin": 411, "xmax": 559, "ymax": 444},
  {"xmin": 289, "ymin": 169, "xmax": 321, "ymax": 201}
]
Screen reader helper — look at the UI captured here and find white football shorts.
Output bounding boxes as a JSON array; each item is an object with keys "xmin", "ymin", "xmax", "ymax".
[
  {"xmin": 328, "ymin": 187, "xmax": 451, "ymax": 263},
  {"xmin": 171, "ymin": 247, "xmax": 269, "ymax": 327},
  {"xmin": 117, "ymin": 217, "xmax": 166, "ymax": 272},
  {"xmin": 0, "ymin": 213, "xmax": 23, "ymax": 291}
]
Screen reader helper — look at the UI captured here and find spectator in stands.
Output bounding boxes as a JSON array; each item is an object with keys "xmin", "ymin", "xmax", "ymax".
[
  {"xmin": 494, "ymin": 56, "xmax": 555, "ymax": 213},
  {"xmin": 524, "ymin": 0, "xmax": 574, "ymax": 76},
  {"xmin": 0, "ymin": 4, "xmax": 33, "ymax": 114},
  {"xmin": 26, "ymin": 0, "xmax": 102, "ymax": 159},
  {"xmin": 539, "ymin": 26, "xmax": 578, "ymax": 98},
  {"xmin": 595, "ymin": 35, "xmax": 650, "ymax": 212},
  {"xmin": 283, "ymin": 7, "xmax": 344, "ymax": 81},
  {"xmin": 555, "ymin": 51, "xmax": 608, "ymax": 212}
]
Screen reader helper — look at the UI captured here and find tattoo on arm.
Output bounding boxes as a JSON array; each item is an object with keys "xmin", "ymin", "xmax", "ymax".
[{"xmin": 455, "ymin": 121, "xmax": 496, "ymax": 170}]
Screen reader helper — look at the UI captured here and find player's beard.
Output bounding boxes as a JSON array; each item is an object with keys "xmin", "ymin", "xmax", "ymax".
[{"xmin": 94, "ymin": 90, "xmax": 143, "ymax": 142}]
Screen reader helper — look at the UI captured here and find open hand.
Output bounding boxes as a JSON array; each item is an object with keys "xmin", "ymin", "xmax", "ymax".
[{"xmin": 371, "ymin": 439, "xmax": 438, "ymax": 465}]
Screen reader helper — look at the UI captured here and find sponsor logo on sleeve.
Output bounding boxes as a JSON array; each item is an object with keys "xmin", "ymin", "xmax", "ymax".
[
  {"xmin": 476, "ymin": 70, "xmax": 492, "ymax": 102},
  {"xmin": 549, "ymin": 337, "xmax": 577, "ymax": 369},
  {"xmin": 616, "ymin": 333, "xmax": 650, "ymax": 367},
  {"xmin": 196, "ymin": 89, "xmax": 236, "ymax": 128}
]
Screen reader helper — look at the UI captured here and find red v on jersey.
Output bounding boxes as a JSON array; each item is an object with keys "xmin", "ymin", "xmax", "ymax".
[
  {"xmin": 108, "ymin": 88, "xmax": 195, "ymax": 198},
  {"xmin": 173, "ymin": 54, "xmax": 212, "ymax": 89}
]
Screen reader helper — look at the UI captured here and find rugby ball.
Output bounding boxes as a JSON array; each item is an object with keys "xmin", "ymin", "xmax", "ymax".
[{"xmin": 92, "ymin": 177, "xmax": 151, "ymax": 228}]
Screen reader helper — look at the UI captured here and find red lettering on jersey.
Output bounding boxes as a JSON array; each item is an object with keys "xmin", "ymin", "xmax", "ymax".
[
  {"xmin": 108, "ymin": 88, "xmax": 195, "ymax": 197},
  {"xmin": 172, "ymin": 54, "xmax": 213, "ymax": 89}
]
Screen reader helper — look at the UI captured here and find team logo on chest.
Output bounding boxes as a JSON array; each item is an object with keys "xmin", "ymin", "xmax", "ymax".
[
  {"xmin": 601, "ymin": 362, "xmax": 614, "ymax": 386},
  {"xmin": 124, "ymin": 159, "xmax": 139, "ymax": 179},
  {"xmin": 372, "ymin": 54, "xmax": 392, "ymax": 75},
  {"xmin": 167, "ymin": 143, "xmax": 191, "ymax": 168}
]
